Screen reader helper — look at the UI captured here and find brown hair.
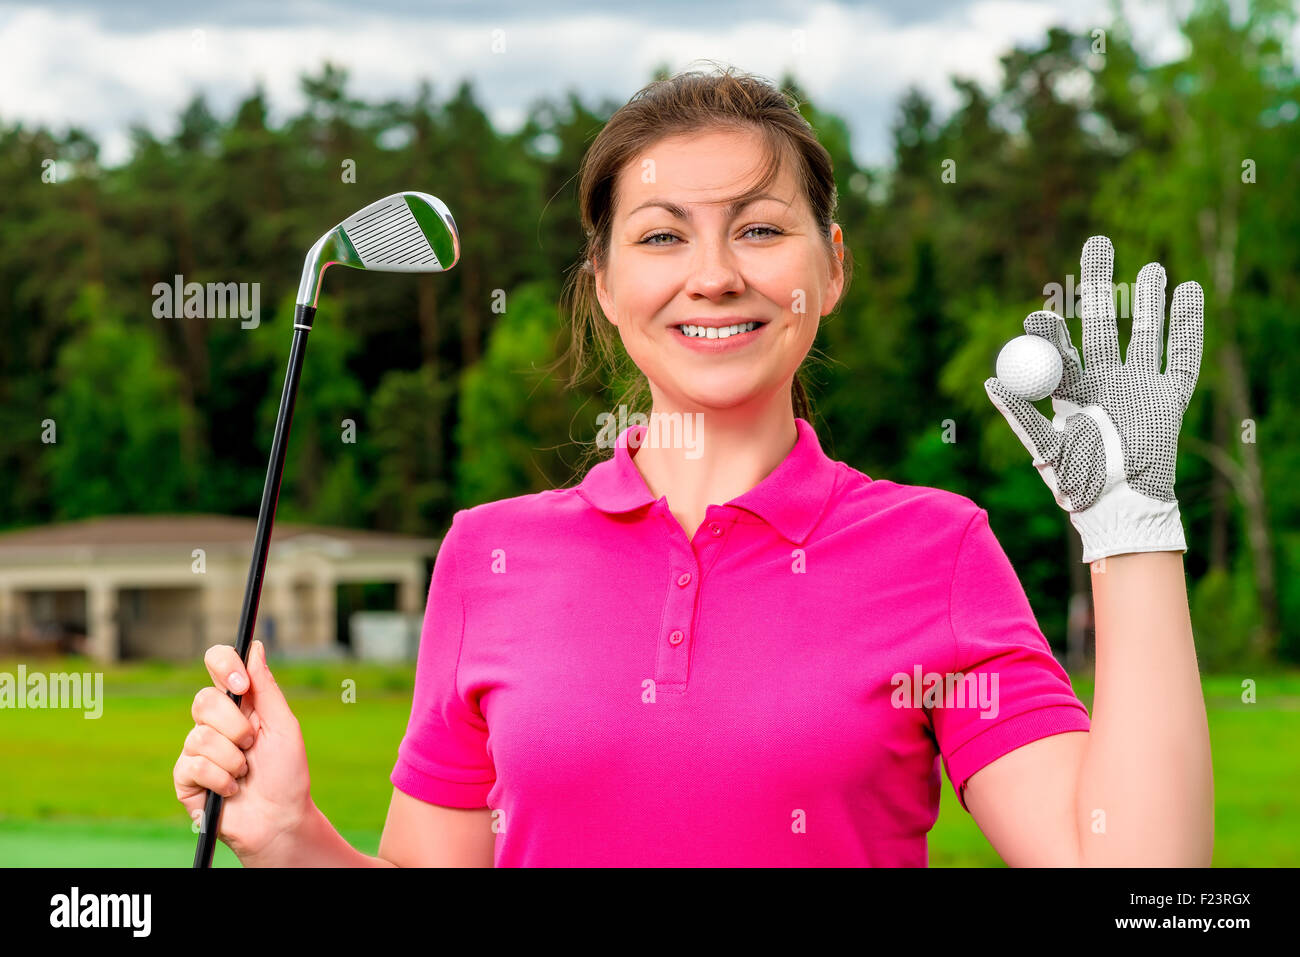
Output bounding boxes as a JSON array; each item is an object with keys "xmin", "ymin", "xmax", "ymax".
[{"xmin": 557, "ymin": 61, "xmax": 853, "ymax": 456}]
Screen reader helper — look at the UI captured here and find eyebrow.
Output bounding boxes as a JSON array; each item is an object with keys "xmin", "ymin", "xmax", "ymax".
[{"xmin": 626, "ymin": 193, "xmax": 790, "ymax": 220}]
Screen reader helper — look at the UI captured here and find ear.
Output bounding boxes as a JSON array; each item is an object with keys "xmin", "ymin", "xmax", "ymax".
[
  {"xmin": 822, "ymin": 223, "xmax": 846, "ymax": 316},
  {"xmin": 593, "ymin": 256, "xmax": 618, "ymax": 327}
]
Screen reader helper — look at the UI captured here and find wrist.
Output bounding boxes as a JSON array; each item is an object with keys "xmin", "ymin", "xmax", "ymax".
[{"xmin": 241, "ymin": 798, "xmax": 320, "ymax": 868}]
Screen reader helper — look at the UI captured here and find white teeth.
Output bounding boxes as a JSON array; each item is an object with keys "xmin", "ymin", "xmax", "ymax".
[{"xmin": 678, "ymin": 321, "xmax": 759, "ymax": 339}]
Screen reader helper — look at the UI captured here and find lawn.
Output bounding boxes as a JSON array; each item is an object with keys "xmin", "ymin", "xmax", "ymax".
[{"xmin": 0, "ymin": 658, "xmax": 1296, "ymax": 866}]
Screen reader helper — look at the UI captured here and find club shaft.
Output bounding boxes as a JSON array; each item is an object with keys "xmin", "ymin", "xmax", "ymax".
[{"xmin": 193, "ymin": 303, "xmax": 315, "ymax": 868}]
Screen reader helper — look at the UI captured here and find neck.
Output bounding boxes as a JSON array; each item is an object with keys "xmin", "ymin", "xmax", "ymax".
[{"xmin": 629, "ymin": 393, "xmax": 799, "ymax": 538}]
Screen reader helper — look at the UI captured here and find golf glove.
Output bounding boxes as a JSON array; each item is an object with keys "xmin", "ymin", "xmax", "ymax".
[{"xmin": 983, "ymin": 235, "xmax": 1204, "ymax": 563}]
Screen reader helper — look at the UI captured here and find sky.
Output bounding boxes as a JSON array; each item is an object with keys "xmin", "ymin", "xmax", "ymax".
[{"xmin": 0, "ymin": 0, "xmax": 1211, "ymax": 170}]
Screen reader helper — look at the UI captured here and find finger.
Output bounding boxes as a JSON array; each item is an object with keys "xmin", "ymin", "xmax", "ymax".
[
  {"xmin": 183, "ymin": 723, "xmax": 250, "ymax": 778},
  {"xmin": 1168, "ymin": 280, "xmax": 1204, "ymax": 409},
  {"xmin": 192, "ymin": 686, "xmax": 256, "ymax": 750},
  {"xmin": 246, "ymin": 639, "xmax": 298, "ymax": 732},
  {"xmin": 984, "ymin": 376, "xmax": 1062, "ymax": 465},
  {"xmin": 1023, "ymin": 310, "xmax": 1085, "ymax": 401},
  {"xmin": 177, "ymin": 753, "xmax": 241, "ymax": 798},
  {"xmin": 1079, "ymin": 235, "xmax": 1119, "ymax": 371},
  {"xmin": 204, "ymin": 644, "xmax": 250, "ymax": 696},
  {"xmin": 1127, "ymin": 262, "xmax": 1166, "ymax": 371}
]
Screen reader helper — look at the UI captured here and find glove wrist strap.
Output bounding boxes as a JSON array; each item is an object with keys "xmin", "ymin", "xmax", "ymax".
[{"xmin": 1070, "ymin": 483, "xmax": 1187, "ymax": 563}]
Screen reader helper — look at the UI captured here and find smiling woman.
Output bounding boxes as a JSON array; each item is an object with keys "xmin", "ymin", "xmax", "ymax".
[{"xmin": 188, "ymin": 61, "xmax": 1206, "ymax": 870}]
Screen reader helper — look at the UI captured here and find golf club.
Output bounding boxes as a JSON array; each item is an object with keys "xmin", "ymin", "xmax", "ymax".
[{"xmin": 192, "ymin": 191, "xmax": 460, "ymax": 868}]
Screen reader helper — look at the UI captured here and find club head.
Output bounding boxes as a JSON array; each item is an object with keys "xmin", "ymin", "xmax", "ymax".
[{"xmin": 296, "ymin": 191, "xmax": 460, "ymax": 308}]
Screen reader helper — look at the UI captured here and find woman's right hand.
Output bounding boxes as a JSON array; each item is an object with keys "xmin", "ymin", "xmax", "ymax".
[{"xmin": 173, "ymin": 639, "xmax": 312, "ymax": 864}]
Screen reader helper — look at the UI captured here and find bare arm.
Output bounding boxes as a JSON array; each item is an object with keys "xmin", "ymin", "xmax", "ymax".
[
  {"xmin": 963, "ymin": 550, "xmax": 1214, "ymax": 866},
  {"xmin": 378, "ymin": 790, "xmax": 496, "ymax": 867},
  {"xmin": 244, "ymin": 789, "xmax": 495, "ymax": 867},
  {"xmin": 1075, "ymin": 551, "xmax": 1213, "ymax": 864}
]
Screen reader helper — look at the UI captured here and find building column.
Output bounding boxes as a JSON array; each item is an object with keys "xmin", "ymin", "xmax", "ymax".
[
  {"xmin": 398, "ymin": 565, "xmax": 427, "ymax": 659},
  {"xmin": 87, "ymin": 581, "xmax": 120, "ymax": 663},
  {"xmin": 260, "ymin": 576, "xmax": 292, "ymax": 655},
  {"xmin": 398, "ymin": 566, "xmax": 426, "ymax": 615},
  {"xmin": 0, "ymin": 585, "xmax": 14, "ymax": 640},
  {"xmin": 198, "ymin": 581, "xmax": 230, "ymax": 660},
  {"xmin": 313, "ymin": 575, "xmax": 336, "ymax": 650}
]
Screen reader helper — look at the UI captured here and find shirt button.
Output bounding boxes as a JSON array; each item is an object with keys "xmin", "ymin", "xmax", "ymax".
[
  {"xmin": 677, "ymin": 572, "xmax": 691, "ymax": 587},
  {"xmin": 668, "ymin": 629, "xmax": 684, "ymax": 645},
  {"xmin": 708, "ymin": 523, "xmax": 722, "ymax": 537}
]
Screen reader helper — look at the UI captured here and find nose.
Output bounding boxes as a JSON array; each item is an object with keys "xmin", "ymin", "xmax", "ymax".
[{"xmin": 683, "ymin": 235, "xmax": 745, "ymax": 299}]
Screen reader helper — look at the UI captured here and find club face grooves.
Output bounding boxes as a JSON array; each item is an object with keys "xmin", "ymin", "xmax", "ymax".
[
  {"xmin": 295, "ymin": 191, "xmax": 459, "ymax": 307},
  {"xmin": 343, "ymin": 198, "xmax": 439, "ymax": 267}
]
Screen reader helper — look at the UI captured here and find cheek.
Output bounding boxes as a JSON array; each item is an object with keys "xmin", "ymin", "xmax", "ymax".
[
  {"xmin": 759, "ymin": 259, "xmax": 822, "ymax": 321},
  {"xmin": 617, "ymin": 268, "xmax": 674, "ymax": 318}
]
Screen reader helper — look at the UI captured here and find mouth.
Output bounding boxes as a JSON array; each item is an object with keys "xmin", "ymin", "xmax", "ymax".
[{"xmin": 671, "ymin": 319, "xmax": 768, "ymax": 340}]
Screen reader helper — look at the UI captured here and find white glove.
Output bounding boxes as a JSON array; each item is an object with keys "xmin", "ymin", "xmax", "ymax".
[{"xmin": 983, "ymin": 235, "xmax": 1204, "ymax": 563}]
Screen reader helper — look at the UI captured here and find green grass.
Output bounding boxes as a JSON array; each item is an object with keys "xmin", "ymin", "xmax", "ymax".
[
  {"xmin": 930, "ymin": 673, "xmax": 1300, "ymax": 866},
  {"xmin": 1, "ymin": 658, "xmax": 1296, "ymax": 866},
  {"xmin": 0, "ymin": 656, "xmax": 412, "ymax": 867}
]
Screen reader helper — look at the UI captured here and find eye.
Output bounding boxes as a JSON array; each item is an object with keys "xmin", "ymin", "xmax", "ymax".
[{"xmin": 637, "ymin": 225, "xmax": 784, "ymax": 246}]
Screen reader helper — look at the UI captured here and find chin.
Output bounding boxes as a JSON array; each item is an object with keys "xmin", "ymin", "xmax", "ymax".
[{"xmin": 670, "ymin": 391, "xmax": 764, "ymax": 413}]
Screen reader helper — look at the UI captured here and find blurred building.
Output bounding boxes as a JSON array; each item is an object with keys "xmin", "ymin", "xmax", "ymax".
[{"xmin": 0, "ymin": 515, "xmax": 436, "ymax": 663}]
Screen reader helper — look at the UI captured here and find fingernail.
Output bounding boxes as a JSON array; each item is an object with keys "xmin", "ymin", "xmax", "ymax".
[{"xmin": 228, "ymin": 671, "xmax": 247, "ymax": 692}]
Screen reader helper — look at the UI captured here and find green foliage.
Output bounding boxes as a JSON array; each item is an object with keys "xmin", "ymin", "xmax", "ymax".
[
  {"xmin": 1274, "ymin": 532, "xmax": 1300, "ymax": 662},
  {"xmin": 367, "ymin": 363, "xmax": 455, "ymax": 534},
  {"xmin": 1190, "ymin": 563, "xmax": 1266, "ymax": 671},
  {"xmin": 455, "ymin": 281, "xmax": 589, "ymax": 506},
  {"xmin": 250, "ymin": 297, "xmax": 366, "ymax": 524},
  {"xmin": 313, "ymin": 454, "xmax": 368, "ymax": 529},
  {"xmin": 45, "ymin": 286, "xmax": 200, "ymax": 518}
]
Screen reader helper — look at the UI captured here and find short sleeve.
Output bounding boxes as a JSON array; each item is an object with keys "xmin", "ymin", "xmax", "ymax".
[
  {"xmin": 390, "ymin": 510, "xmax": 496, "ymax": 807},
  {"xmin": 931, "ymin": 508, "xmax": 1090, "ymax": 813}
]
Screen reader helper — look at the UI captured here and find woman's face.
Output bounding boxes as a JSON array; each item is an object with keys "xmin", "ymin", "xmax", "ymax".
[{"xmin": 594, "ymin": 126, "xmax": 844, "ymax": 414}]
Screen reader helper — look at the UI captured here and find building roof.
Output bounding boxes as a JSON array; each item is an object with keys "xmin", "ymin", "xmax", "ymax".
[{"xmin": 0, "ymin": 514, "xmax": 438, "ymax": 560}]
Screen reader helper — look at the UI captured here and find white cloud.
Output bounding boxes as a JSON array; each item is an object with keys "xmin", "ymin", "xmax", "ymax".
[{"xmin": 0, "ymin": 0, "xmax": 1187, "ymax": 169}]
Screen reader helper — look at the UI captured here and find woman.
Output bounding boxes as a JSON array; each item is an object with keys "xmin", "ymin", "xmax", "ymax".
[{"xmin": 174, "ymin": 64, "xmax": 1213, "ymax": 866}]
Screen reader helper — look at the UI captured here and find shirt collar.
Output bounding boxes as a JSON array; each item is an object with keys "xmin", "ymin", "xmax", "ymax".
[{"xmin": 575, "ymin": 416, "xmax": 841, "ymax": 545}]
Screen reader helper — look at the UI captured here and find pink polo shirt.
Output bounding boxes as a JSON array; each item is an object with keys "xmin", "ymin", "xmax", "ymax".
[{"xmin": 391, "ymin": 417, "xmax": 1091, "ymax": 866}]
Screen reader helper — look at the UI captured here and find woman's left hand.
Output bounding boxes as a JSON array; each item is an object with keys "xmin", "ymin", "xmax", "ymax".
[{"xmin": 983, "ymin": 235, "xmax": 1204, "ymax": 563}]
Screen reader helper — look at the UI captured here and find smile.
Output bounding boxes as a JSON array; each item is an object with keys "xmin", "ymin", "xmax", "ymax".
[
  {"xmin": 670, "ymin": 320, "xmax": 768, "ymax": 353},
  {"xmin": 673, "ymin": 320, "xmax": 765, "ymax": 339}
]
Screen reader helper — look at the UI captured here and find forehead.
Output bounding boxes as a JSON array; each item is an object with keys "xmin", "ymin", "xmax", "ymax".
[{"xmin": 614, "ymin": 128, "xmax": 800, "ymax": 217}]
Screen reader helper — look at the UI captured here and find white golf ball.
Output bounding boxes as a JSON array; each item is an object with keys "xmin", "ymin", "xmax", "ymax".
[{"xmin": 996, "ymin": 335, "xmax": 1062, "ymax": 401}]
